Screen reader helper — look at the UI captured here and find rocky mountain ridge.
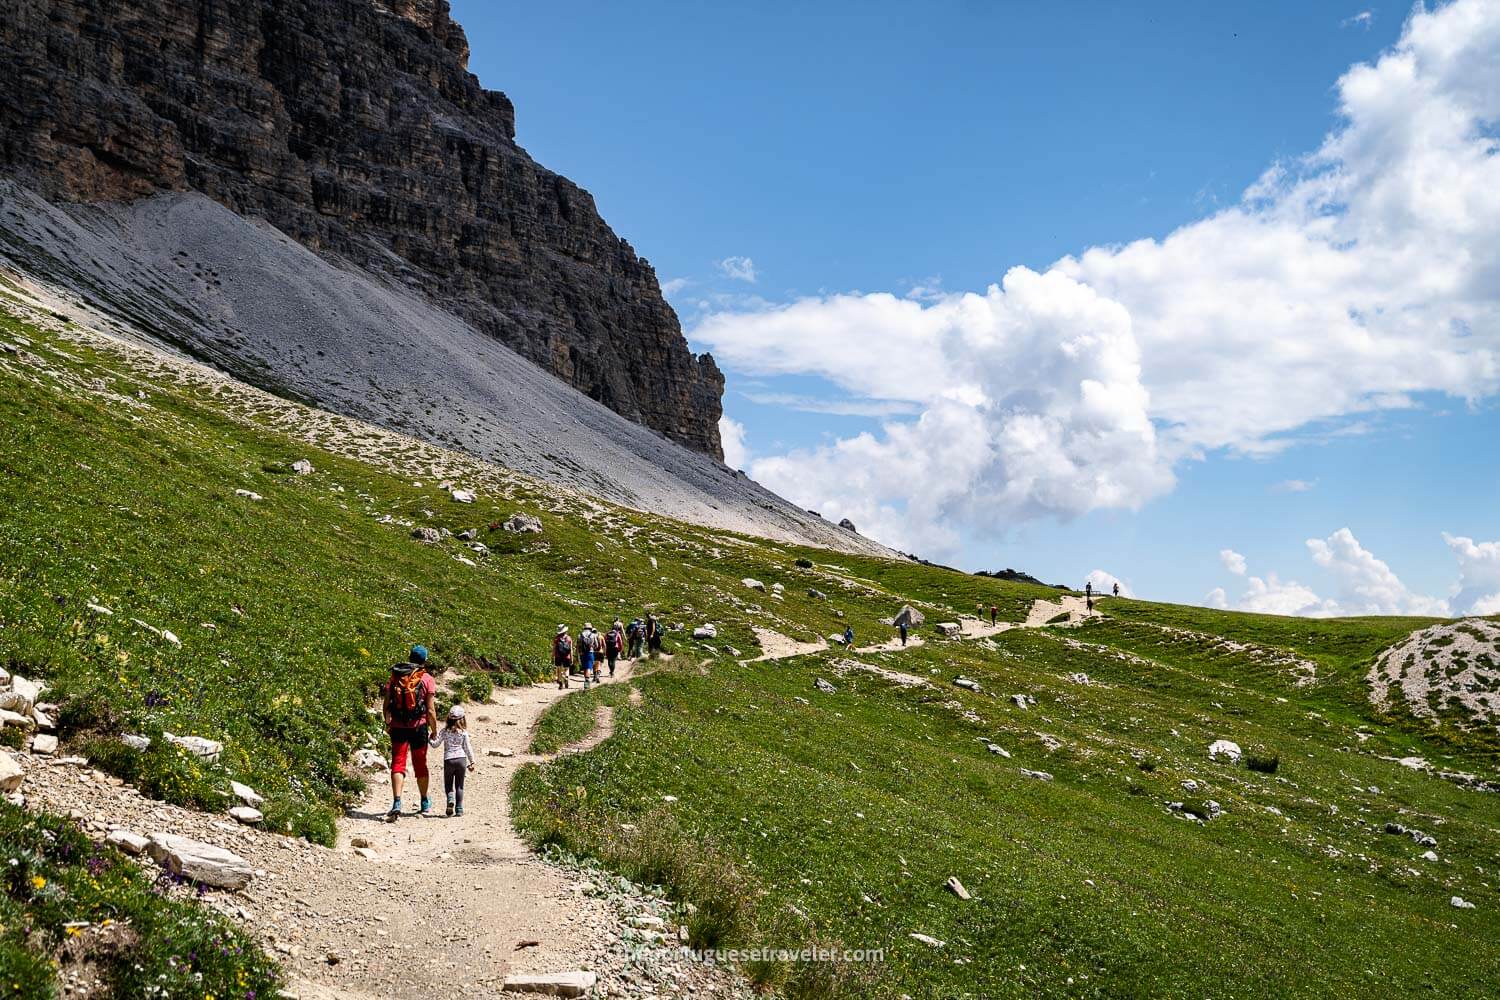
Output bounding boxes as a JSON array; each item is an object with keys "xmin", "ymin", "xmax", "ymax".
[{"xmin": 0, "ymin": 0, "xmax": 724, "ymax": 456}]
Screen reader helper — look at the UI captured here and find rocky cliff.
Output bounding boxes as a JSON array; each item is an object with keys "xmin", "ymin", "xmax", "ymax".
[{"xmin": 0, "ymin": 0, "xmax": 724, "ymax": 456}]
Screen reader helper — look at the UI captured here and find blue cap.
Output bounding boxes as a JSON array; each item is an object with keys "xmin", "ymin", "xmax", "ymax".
[{"xmin": 410, "ymin": 644, "xmax": 428, "ymax": 664}]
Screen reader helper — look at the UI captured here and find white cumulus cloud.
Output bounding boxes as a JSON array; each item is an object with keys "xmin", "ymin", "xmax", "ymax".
[
  {"xmin": 1220, "ymin": 548, "xmax": 1247, "ymax": 575},
  {"xmin": 1306, "ymin": 528, "xmax": 1450, "ymax": 615},
  {"xmin": 691, "ymin": 0, "xmax": 1500, "ymax": 558},
  {"xmin": 1443, "ymin": 532, "xmax": 1500, "ymax": 614},
  {"xmin": 719, "ymin": 415, "xmax": 749, "ymax": 470}
]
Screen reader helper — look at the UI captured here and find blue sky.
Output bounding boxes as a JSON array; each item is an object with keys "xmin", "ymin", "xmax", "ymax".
[{"xmin": 453, "ymin": 0, "xmax": 1500, "ymax": 615}]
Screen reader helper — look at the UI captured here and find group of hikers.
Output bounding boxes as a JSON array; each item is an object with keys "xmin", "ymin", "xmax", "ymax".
[
  {"xmin": 378, "ymin": 580, "xmax": 1122, "ymax": 818},
  {"xmin": 550, "ymin": 615, "xmax": 662, "ymax": 689}
]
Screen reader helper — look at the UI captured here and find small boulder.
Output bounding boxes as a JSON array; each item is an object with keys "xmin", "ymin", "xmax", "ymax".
[
  {"xmin": 1451, "ymin": 896, "xmax": 1476, "ymax": 910},
  {"xmin": 944, "ymin": 876, "xmax": 971, "ymax": 900},
  {"xmin": 230, "ymin": 781, "xmax": 264, "ymax": 807},
  {"xmin": 486, "ymin": 747, "xmax": 515, "ymax": 758},
  {"xmin": 106, "ymin": 829, "xmax": 150, "ymax": 855},
  {"xmin": 457, "ymin": 528, "xmax": 478, "ymax": 541},
  {"xmin": 354, "ymin": 748, "xmax": 388, "ymax": 772},
  {"xmin": 838, "ymin": 518, "xmax": 858, "ymax": 533},
  {"xmin": 953, "ymin": 677, "xmax": 982, "ymax": 692},
  {"xmin": 935, "ymin": 622, "xmax": 961, "ymax": 638},
  {"xmin": 502, "ymin": 513, "xmax": 543, "ymax": 534},
  {"xmin": 147, "ymin": 833, "xmax": 254, "ymax": 890},
  {"xmin": 233, "ymin": 489, "xmax": 262, "ymax": 501},
  {"xmin": 0, "ymin": 709, "xmax": 34, "ymax": 730},
  {"xmin": 228, "ymin": 805, "xmax": 263, "ymax": 825},
  {"xmin": 450, "ymin": 488, "xmax": 476, "ymax": 503},
  {"xmin": 1020, "ymin": 768, "xmax": 1054, "ymax": 781},
  {"xmin": 411, "ymin": 526, "xmax": 442, "ymax": 544},
  {"xmin": 909, "ymin": 933, "xmax": 944, "ymax": 948},
  {"xmin": 120, "ymin": 734, "xmax": 152, "ymax": 752},
  {"xmin": 692, "ymin": 624, "xmax": 718, "ymax": 640},
  {"xmin": 986, "ymin": 743, "xmax": 1010, "ymax": 758},
  {"xmin": 164, "ymin": 733, "xmax": 222, "ymax": 762},
  {"xmin": 807, "ymin": 588, "xmax": 828, "ymax": 600},
  {"xmin": 742, "ymin": 578, "xmax": 766, "ymax": 592},
  {"xmin": 0, "ymin": 752, "xmax": 22, "ymax": 792},
  {"xmin": 291, "ymin": 459, "xmax": 315, "ymax": 475},
  {"xmin": 1009, "ymin": 694, "xmax": 1028, "ymax": 710},
  {"xmin": 814, "ymin": 677, "xmax": 837, "ymax": 694},
  {"xmin": 30, "ymin": 734, "xmax": 58, "ymax": 756},
  {"xmin": 1208, "ymin": 739, "xmax": 1242, "ymax": 763}
]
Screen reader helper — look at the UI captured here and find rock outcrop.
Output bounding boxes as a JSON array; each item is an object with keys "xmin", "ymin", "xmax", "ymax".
[{"xmin": 0, "ymin": 0, "xmax": 724, "ymax": 456}]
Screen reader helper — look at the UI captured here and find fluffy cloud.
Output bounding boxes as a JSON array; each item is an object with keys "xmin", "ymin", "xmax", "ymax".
[
  {"xmin": 724, "ymin": 268, "xmax": 1174, "ymax": 552},
  {"xmin": 716, "ymin": 256, "xmax": 758, "ymax": 283},
  {"xmin": 1219, "ymin": 549, "xmax": 1247, "ymax": 576},
  {"xmin": 1443, "ymin": 532, "xmax": 1500, "ymax": 614},
  {"xmin": 1086, "ymin": 569, "xmax": 1132, "ymax": 597},
  {"xmin": 1306, "ymin": 528, "xmax": 1449, "ymax": 615},
  {"xmin": 719, "ymin": 415, "xmax": 749, "ymax": 470},
  {"xmin": 1238, "ymin": 573, "xmax": 1336, "ymax": 617},
  {"xmin": 692, "ymin": 0, "xmax": 1500, "ymax": 556}
]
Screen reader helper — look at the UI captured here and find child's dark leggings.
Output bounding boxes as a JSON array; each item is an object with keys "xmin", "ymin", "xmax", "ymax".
[{"xmin": 443, "ymin": 759, "xmax": 466, "ymax": 808}]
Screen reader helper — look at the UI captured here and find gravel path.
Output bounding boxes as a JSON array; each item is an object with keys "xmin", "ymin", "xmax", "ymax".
[{"xmin": 24, "ymin": 655, "xmax": 755, "ymax": 999}]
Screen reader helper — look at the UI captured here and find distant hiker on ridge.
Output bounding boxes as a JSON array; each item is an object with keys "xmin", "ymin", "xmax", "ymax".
[
  {"xmin": 843, "ymin": 625, "xmax": 855, "ymax": 648},
  {"xmin": 1085, "ymin": 580, "xmax": 1093, "ymax": 598},
  {"xmin": 383, "ymin": 644, "xmax": 437, "ymax": 819},
  {"xmin": 552, "ymin": 625, "xmax": 573, "ymax": 689},
  {"xmin": 898, "ymin": 620, "xmax": 909, "ymax": 646},
  {"xmin": 1113, "ymin": 582, "xmax": 1120, "ymax": 597},
  {"xmin": 989, "ymin": 603, "xmax": 998, "ymax": 626}
]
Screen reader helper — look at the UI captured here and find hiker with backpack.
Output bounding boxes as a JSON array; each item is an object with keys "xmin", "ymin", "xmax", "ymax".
[
  {"xmin": 843, "ymin": 625, "xmax": 855, "ymax": 648},
  {"xmin": 578, "ymin": 622, "xmax": 600, "ymax": 687},
  {"xmin": 552, "ymin": 625, "xmax": 574, "ymax": 689},
  {"xmin": 1113, "ymin": 582, "xmax": 1120, "ymax": 597},
  {"xmin": 626, "ymin": 618, "xmax": 644, "ymax": 659},
  {"xmin": 645, "ymin": 614, "xmax": 663, "ymax": 658},
  {"xmin": 383, "ymin": 645, "xmax": 438, "ymax": 819},
  {"xmin": 898, "ymin": 620, "xmax": 908, "ymax": 646},
  {"xmin": 605, "ymin": 620, "xmax": 624, "ymax": 677},
  {"xmin": 989, "ymin": 603, "xmax": 997, "ymax": 625}
]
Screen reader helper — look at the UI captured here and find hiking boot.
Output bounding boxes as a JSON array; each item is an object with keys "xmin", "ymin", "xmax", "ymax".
[
  {"xmin": 455, "ymin": 805, "xmax": 464, "ymax": 817},
  {"xmin": 445, "ymin": 796, "xmax": 455, "ymax": 817},
  {"xmin": 387, "ymin": 799, "xmax": 402, "ymax": 821},
  {"xmin": 419, "ymin": 797, "xmax": 433, "ymax": 817}
]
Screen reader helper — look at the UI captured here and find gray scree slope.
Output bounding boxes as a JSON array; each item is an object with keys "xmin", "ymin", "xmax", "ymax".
[{"xmin": 0, "ymin": 182, "xmax": 891, "ymax": 557}]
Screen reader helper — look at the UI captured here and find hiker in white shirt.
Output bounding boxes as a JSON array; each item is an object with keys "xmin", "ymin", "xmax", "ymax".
[{"xmin": 434, "ymin": 705, "xmax": 477, "ymax": 817}]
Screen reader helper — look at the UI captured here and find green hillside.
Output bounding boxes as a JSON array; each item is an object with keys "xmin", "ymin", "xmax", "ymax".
[{"xmin": 1, "ymin": 300, "xmax": 1497, "ymax": 998}]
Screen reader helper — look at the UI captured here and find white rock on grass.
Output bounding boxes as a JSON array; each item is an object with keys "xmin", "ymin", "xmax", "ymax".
[
  {"xmin": 30, "ymin": 734, "xmax": 58, "ymax": 755},
  {"xmin": 814, "ymin": 678, "xmax": 837, "ymax": 694},
  {"xmin": 234, "ymin": 489, "xmax": 262, "ymax": 501},
  {"xmin": 1208, "ymin": 739, "xmax": 1242, "ymax": 763},
  {"xmin": 1451, "ymin": 896, "xmax": 1476, "ymax": 910},
  {"xmin": 692, "ymin": 624, "xmax": 718, "ymax": 640},
  {"xmin": 0, "ymin": 753, "xmax": 22, "ymax": 792},
  {"xmin": 354, "ymin": 748, "xmax": 387, "ymax": 772},
  {"xmin": 986, "ymin": 744, "xmax": 1010, "ymax": 758},
  {"xmin": 164, "ymin": 733, "xmax": 223, "ymax": 762},
  {"xmin": 106, "ymin": 829, "xmax": 150, "ymax": 855},
  {"xmin": 1020, "ymin": 768, "xmax": 1054, "ymax": 782},
  {"xmin": 228, "ymin": 806, "xmax": 264, "ymax": 825},
  {"xmin": 741, "ymin": 578, "xmax": 766, "ymax": 592},
  {"xmin": 121, "ymin": 734, "xmax": 152, "ymax": 751},
  {"xmin": 501, "ymin": 971, "xmax": 598, "ymax": 997},
  {"xmin": 944, "ymin": 876, "xmax": 971, "ymax": 900},
  {"xmin": 291, "ymin": 459, "xmax": 314, "ymax": 475},
  {"xmin": 230, "ymin": 781, "xmax": 264, "ymax": 807},
  {"xmin": 147, "ymin": 833, "xmax": 254, "ymax": 890},
  {"xmin": 909, "ymin": 933, "xmax": 945, "ymax": 948},
  {"xmin": 450, "ymin": 488, "xmax": 475, "ymax": 503},
  {"xmin": 953, "ymin": 677, "xmax": 981, "ymax": 692},
  {"xmin": 162, "ymin": 630, "xmax": 181, "ymax": 647},
  {"xmin": 87, "ymin": 602, "xmax": 114, "ymax": 616},
  {"xmin": 502, "ymin": 513, "xmax": 543, "ymax": 534}
]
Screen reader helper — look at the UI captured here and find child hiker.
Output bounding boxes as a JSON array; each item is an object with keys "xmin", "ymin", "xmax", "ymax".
[{"xmin": 436, "ymin": 704, "xmax": 477, "ymax": 817}]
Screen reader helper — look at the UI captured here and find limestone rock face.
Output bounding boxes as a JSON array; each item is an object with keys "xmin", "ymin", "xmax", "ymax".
[{"xmin": 0, "ymin": 0, "xmax": 724, "ymax": 456}]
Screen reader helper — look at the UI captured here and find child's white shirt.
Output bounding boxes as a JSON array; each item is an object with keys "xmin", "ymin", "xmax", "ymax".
[{"xmin": 439, "ymin": 728, "xmax": 474, "ymax": 765}]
